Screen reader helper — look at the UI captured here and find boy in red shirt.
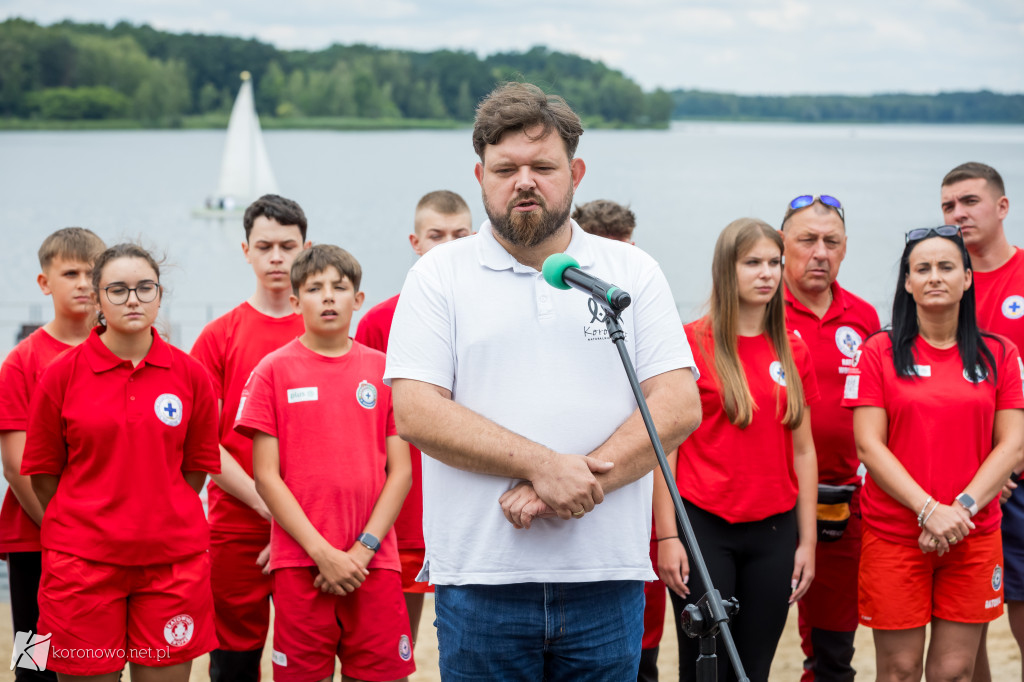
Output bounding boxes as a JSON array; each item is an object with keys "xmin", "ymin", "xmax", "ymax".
[
  {"xmin": 0, "ymin": 227, "xmax": 105, "ymax": 682},
  {"xmin": 237, "ymin": 244, "xmax": 414, "ymax": 682},
  {"xmin": 354, "ymin": 189, "xmax": 471, "ymax": 645},
  {"xmin": 189, "ymin": 195, "xmax": 309, "ymax": 680}
]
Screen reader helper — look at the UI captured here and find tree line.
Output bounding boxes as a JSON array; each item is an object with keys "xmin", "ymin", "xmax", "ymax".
[
  {"xmin": 671, "ymin": 89, "xmax": 1024, "ymax": 123},
  {"xmin": 0, "ymin": 19, "xmax": 672, "ymax": 126}
]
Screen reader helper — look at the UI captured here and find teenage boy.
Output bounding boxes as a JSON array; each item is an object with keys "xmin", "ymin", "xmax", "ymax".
[
  {"xmin": 0, "ymin": 227, "xmax": 105, "ymax": 682},
  {"xmin": 355, "ymin": 189, "xmax": 472, "ymax": 644},
  {"xmin": 237, "ymin": 244, "xmax": 414, "ymax": 682},
  {"xmin": 190, "ymin": 194, "xmax": 310, "ymax": 681}
]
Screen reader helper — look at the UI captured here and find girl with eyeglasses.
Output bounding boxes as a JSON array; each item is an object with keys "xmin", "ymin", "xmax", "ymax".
[
  {"xmin": 843, "ymin": 226, "xmax": 1024, "ymax": 680},
  {"xmin": 21, "ymin": 243, "xmax": 221, "ymax": 682},
  {"xmin": 654, "ymin": 218, "xmax": 820, "ymax": 681}
]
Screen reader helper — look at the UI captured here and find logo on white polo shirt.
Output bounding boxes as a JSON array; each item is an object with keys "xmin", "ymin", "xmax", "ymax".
[
  {"xmin": 993, "ymin": 564, "xmax": 1003, "ymax": 591},
  {"xmin": 769, "ymin": 361, "xmax": 786, "ymax": 386},
  {"xmin": 835, "ymin": 326, "xmax": 863, "ymax": 358},
  {"xmin": 1002, "ymin": 295, "xmax": 1024, "ymax": 320},
  {"xmin": 164, "ymin": 614, "xmax": 194, "ymax": 647},
  {"xmin": 357, "ymin": 380, "xmax": 377, "ymax": 409},
  {"xmin": 154, "ymin": 394, "xmax": 183, "ymax": 426}
]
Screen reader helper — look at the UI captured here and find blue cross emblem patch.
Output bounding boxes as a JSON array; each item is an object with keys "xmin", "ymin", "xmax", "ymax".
[
  {"xmin": 769, "ymin": 361, "xmax": 787, "ymax": 386},
  {"xmin": 155, "ymin": 393, "xmax": 184, "ymax": 427},
  {"xmin": 1002, "ymin": 295, "xmax": 1024, "ymax": 320}
]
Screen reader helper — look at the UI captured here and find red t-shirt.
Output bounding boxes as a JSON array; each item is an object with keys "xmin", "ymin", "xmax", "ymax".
[
  {"xmin": 784, "ymin": 282, "xmax": 880, "ymax": 485},
  {"xmin": 973, "ymin": 247, "xmax": 1024, "ymax": 352},
  {"xmin": 190, "ymin": 302, "xmax": 305, "ymax": 535},
  {"xmin": 0, "ymin": 328, "xmax": 72, "ymax": 553},
  {"xmin": 234, "ymin": 339, "xmax": 400, "ymax": 572},
  {"xmin": 676, "ymin": 319, "xmax": 820, "ymax": 523},
  {"xmin": 842, "ymin": 333, "xmax": 1024, "ymax": 546},
  {"xmin": 354, "ymin": 293, "xmax": 424, "ymax": 551},
  {"xmin": 22, "ymin": 328, "xmax": 221, "ymax": 565}
]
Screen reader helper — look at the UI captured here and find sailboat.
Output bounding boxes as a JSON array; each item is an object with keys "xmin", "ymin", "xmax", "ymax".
[{"xmin": 193, "ymin": 71, "xmax": 278, "ymax": 218}]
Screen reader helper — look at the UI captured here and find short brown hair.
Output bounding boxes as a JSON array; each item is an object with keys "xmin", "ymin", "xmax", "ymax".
[
  {"xmin": 243, "ymin": 194, "xmax": 308, "ymax": 241},
  {"xmin": 572, "ymin": 200, "xmax": 636, "ymax": 241},
  {"xmin": 942, "ymin": 162, "xmax": 1006, "ymax": 197},
  {"xmin": 290, "ymin": 244, "xmax": 362, "ymax": 293},
  {"xmin": 472, "ymin": 82, "xmax": 583, "ymax": 160},
  {"xmin": 38, "ymin": 227, "xmax": 106, "ymax": 270},
  {"xmin": 416, "ymin": 190, "xmax": 470, "ymax": 216}
]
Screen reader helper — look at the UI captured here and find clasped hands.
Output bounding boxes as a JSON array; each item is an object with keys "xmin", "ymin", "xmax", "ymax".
[
  {"xmin": 917, "ymin": 501, "xmax": 975, "ymax": 557},
  {"xmin": 499, "ymin": 454, "xmax": 614, "ymax": 529}
]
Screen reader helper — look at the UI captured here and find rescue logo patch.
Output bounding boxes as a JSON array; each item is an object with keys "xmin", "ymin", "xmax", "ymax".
[
  {"xmin": 398, "ymin": 634, "xmax": 412, "ymax": 661},
  {"xmin": 154, "ymin": 394, "xmax": 183, "ymax": 426},
  {"xmin": 852, "ymin": 349, "xmax": 862, "ymax": 368},
  {"xmin": 357, "ymin": 380, "xmax": 377, "ymax": 409},
  {"xmin": 1002, "ymin": 295, "xmax": 1024, "ymax": 320},
  {"xmin": 769, "ymin": 361, "xmax": 787, "ymax": 386},
  {"xmin": 272, "ymin": 650, "xmax": 288, "ymax": 667},
  {"xmin": 963, "ymin": 364, "xmax": 989, "ymax": 384},
  {"xmin": 164, "ymin": 614, "xmax": 194, "ymax": 647},
  {"xmin": 835, "ymin": 326, "xmax": 863, "ymax": 358},
  {"xmin": 993, "ymin": 564, "xmax": 1003, "ymax": 591}
]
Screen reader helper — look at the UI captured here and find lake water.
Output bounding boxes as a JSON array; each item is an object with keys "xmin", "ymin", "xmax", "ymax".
[{"xmin": 1, "ymin": 122, "xmax": 1023, "ymax": 355}]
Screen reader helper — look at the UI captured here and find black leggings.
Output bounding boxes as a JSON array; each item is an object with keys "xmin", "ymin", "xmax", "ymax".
[
  {"xmin": 7, "ymin": 551, "xmax": 57, "ymax": 682},
  {"xmin": 669, "ymin": 500, "xmax": 796, "ymax": 682}
]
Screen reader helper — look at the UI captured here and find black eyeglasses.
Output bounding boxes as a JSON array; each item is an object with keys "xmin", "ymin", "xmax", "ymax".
[
  {"xmin": 103, "ymin": 281, "xmax": 161, "ymax": 305},
  {"xmin": 905, "ymin": 225, "xmax": 962, "ymax": 244},
  {"xmin": 784, "ymin": 195, "xmax": 844, "ymax": 226}
]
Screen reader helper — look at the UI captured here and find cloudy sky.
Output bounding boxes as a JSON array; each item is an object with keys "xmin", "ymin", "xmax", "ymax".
[{"xmin": 4, "ymin": 0, "xmax": 1023, "ymax": 95}]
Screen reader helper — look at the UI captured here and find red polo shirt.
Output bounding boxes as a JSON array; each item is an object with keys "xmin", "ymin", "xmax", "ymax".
[
  {"xmin": 973, "ymin": 247, "xmax": 1024, "ymax": 352},
  {"xmin": 22, "ymin": 328, "xmax": 221, "ymax": 565},
  {"xmin": 0, "ymin": 328, "xmax": 72, "ymax": 553},
  {"xmin": 784, "ymin": 281, "xmax": 880, "ymax": 485},
  {"xmin": 190, "ymin": 302, "xmax": 305, "ymax": 535},
  {"xmin": 355, "ymin": 293, "xmax": 425, "ymax": 551}
]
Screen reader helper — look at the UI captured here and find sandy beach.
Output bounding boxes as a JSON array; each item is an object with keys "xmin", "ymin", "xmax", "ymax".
[{"xmin": 3, "ymin": 596, "xmax": 1018, "ymax": 680}]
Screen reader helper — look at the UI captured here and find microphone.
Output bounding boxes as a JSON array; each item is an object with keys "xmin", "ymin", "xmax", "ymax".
[{"xmin": 542, "ymin": 253, "xmax": 632, "ymax": 313}]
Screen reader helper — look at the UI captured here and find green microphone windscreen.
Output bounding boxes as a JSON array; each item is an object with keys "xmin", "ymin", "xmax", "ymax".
[{"xmin": 541, "ymin": 253, "xmax": 579, "ymax": 290}]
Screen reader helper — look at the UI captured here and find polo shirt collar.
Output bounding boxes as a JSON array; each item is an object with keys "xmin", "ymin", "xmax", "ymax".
[
  {"xmin": 476, "ymin": 219, "xmax": 595, "ymax": 273},
  {"xmin": 84, "ymin": 327, "xmax": 173, "ymax": 373},
  {"xmin": 784, "ymin": 280, "xmax": 850, "ymax": 322}
]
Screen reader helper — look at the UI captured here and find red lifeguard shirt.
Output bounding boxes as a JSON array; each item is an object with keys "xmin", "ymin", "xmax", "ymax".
[
  {"xmin": 0, "ymin": 328, "xmax": 72, "ymax": 553},
  {"xmin": 973, "ymin": 247, "xmax": 1024, "ymax": 351},
  {"xmin": 190, "ymin": 302, "xmax": 304, "ymax": 535},
  {"xmin": 842, "ymin": 333, "xmax": 1024, "ymax": 546},
  {"xmin": 676, "ymin": 319, "xmax": 820, "ymax": 523},
  {"xmin": 22, "ymin": 328, "xmax": 221, "ymax": 565},
  {"xmin": 234, "ymin": 339, "xmax": 400, "ymax": 573},
  {"xmin": 355, "ymin": 293, "xmax": 424, "ymax": 551},
  {"xmin": 784, "ymin": 281, "xmax": 880, "ymax": 485}
]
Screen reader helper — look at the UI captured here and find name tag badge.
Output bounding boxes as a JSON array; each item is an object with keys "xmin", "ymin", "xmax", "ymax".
[
  {"xmin": 287, "ymin": 387, "xmax": 319, "ymax": 403},
  {"xmin": 913, "ymin": 365, "xmax": 931, "ymax": 377},
  {"xmin": 844, "ymin": 375, "xmax": 859, "ymax": 400}
]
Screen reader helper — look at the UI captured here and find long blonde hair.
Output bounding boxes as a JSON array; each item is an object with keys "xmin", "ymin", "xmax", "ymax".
[{"xmin": 699, "ymin": 218, "xmax": 805, "ymax": 429}]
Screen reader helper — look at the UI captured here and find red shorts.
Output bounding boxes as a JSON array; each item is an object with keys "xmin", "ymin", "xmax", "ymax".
[
  {"xmin": 642, "ymin": 539, "xmax": 666, "ymax": 649},
  {"xmin": 271, "ymin": 567, "xmax": 415, "ymax": 682},
  {"xmin": 210, "ymin": 529, "xmax": 272, "ymax": 651},
  {"xmin": 859, "ymin": 527, "xmax": 1004, "ymax": 630},
  {"xmin": 37, "ymin": 549, "xmax": 217, "ymax": 676},
  {"xmin": 399, "ymin": 548, "xmax": 433, "ymax": 594}
]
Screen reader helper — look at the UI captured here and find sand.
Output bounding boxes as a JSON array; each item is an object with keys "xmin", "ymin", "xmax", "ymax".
[{"xmin": 3, "ymin": 597, "xmax": 1018, "ymax": 680}]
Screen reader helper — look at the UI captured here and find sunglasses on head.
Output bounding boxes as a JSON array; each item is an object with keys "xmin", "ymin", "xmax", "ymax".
[
  {"xmin": 905, "ymin": 225, "xmax": 962, "ymax": 244},
  {"xmin": 784, "ymin": 195, "xmax": 844, "ymax": 226}
]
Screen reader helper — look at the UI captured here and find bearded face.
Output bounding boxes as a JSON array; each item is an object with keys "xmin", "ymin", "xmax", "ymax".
[{"xmin": 483, "ymin": 181, "xmax": 575, "ymax": 249}]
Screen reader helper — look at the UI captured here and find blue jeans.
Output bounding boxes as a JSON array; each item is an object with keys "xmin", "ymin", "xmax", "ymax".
[{"xmin": 434, "ymin": 580, "xmax": 644, "ymax": 681}]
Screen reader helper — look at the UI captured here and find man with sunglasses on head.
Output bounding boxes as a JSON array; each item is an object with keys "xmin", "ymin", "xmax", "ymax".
[
  {"xmin": 941, "ymin": 162, "xmax": 1023, "ymax": 682},
  {"xmin": 780, "ymin": 195, "xmax": 880, "ymax": 682}
]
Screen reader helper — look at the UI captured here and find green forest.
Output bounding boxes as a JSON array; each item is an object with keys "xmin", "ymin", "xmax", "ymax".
[
  {"xmin": 1, "ymin": 18, "xmax": 1021, "ymax": 128},
  {"xmin": 0, "ymin": 19, "xmax": 672, "ymax": 128}
]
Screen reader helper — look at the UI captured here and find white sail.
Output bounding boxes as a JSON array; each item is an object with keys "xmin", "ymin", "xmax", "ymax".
[{"xmin": 214, "ymin": 74, "xmax": 277, "ymax": 206}]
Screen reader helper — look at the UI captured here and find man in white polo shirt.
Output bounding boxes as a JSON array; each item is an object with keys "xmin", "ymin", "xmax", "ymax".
[{"xmin": 384, "ymin": 82, "xmax": 701, "ymax": 680}]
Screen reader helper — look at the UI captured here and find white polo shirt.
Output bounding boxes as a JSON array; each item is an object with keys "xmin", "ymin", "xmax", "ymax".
[{"xmin": 384, "ymin": 220, "xmax": 696, "ymax": 585}]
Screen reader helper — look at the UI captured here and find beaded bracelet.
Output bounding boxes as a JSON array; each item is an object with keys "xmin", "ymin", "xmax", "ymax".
[{"xmin": 917, "ymin": 496, "xmax": 933, "ymax": 526}]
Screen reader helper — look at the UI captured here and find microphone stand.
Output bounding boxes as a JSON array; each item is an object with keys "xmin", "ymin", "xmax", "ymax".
[{"xmin": 603, "ymin": 309, "xmax": 748, "ymax": 682}]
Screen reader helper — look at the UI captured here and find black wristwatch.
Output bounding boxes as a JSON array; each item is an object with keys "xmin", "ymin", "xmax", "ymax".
[{"xmin": 357, "ymin": 532, "xmax": 380, "ymax": 553}]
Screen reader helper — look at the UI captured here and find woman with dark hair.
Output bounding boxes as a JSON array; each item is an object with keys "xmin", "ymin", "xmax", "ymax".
[
  {"xmin": 843, "ymin": 226, "xmax": 1024, "ymax": 681},
  {"xmin": 654, "ymin": 218, "xmax": 819, "ymax": 681}
]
